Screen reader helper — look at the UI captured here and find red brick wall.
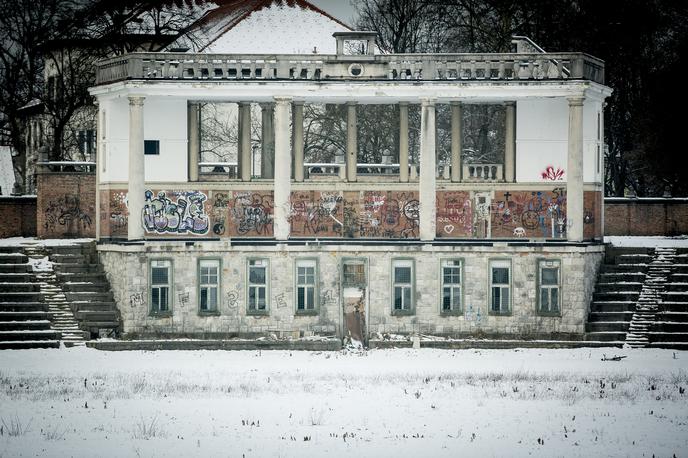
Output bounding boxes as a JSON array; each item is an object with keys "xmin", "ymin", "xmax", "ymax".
[
  {"xmin": 0, "ymin": 197, "xmax": 37, "ymax": 238},
  {"xmin": 604, "ymin": 198, "xmax": 688, "ymax": 236},
  {"xmin": 37, "ymin": 172, "xmax": 96, "ymax": 238}
]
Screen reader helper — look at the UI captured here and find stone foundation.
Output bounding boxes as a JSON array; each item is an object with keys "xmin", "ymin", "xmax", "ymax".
[{"xmin": 98, "ymin": 241, "xmax": 604, "ymax": 340}]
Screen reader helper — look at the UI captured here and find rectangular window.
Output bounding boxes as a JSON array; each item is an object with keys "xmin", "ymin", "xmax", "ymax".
[
  {"xmin": 247, "ymin": 259, "xmax": 268, "ymax": 313},
  {"xmin": 150, "ymin": 260, "xmax": 172, "ymax": 314},
  {"xmin": 489, "ymin": 260, "xmax": 511, "ymax": 314},
  {"xmin": 199, "ymin": 259, "xmax": 220, "ymax": 313},
  {"xmin": 296, "ymin": 259, "xmax": 317, "ymax": 313},
  {"xmin": 144, "ymin": 140, "xmax": 160, "ymax": 155},
  {"xmin": 392, "ymin": 259, "xmax": 414, "ymax": 313},
  {"xmin": 538, "ymin": 259, "xmax": 561, "ymax": 314},
  {"xmin": 343, "ymin": 262, "xmax": 366, "ymax": 287},
  {"xmin": 441, "ymin": 259, "xmax": 462, "ymax": 314}
]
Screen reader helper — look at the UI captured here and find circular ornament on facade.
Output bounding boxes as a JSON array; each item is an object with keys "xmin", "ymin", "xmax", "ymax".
[{"xmin": 348, "ymin": 63, "xmax": 364, "ymax": 77}]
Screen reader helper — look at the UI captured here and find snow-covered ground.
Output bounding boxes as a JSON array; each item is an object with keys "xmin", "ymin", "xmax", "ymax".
[
  {"xmin": 0, "ymin": 347, "xmax": 686, "ymax": 457},
  {"xmin": 604, "ymin": 236, "xmax": 688, "ymax": 248},
  {"xmin": 0, "ymin": 237, "xmax": 94, "ymax": 247}
]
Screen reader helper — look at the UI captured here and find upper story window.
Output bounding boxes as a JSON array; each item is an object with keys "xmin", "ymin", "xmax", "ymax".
[
  {"xmin": 144, "ymin": 140, "xmax": 160, "ymax": 155},
  {"xmin": 489, "ymin": 259, "xmax": 511, "ymax": 315}
]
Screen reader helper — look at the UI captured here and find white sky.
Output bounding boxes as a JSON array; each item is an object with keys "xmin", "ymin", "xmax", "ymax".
[{"xmin": 308, "ymin": 0, "xmax": 358, "ymax": 26}]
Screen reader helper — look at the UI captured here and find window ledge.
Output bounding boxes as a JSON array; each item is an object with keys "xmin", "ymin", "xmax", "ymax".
[
  {"xmin": 198, "ymin": 310, "xmax": 221, "ymax": 317},
  {"xmin": 295, "ymin": 309, "xmax": 318, "ymax": 316},
  {"xmin": 149, "ymin": 311, "xmax": 172, "ymax": 318},
  {"xmin": 246, "ymin": 310, "xmax": 269, "ymax": 316},
  {"xmin": 537, "ymin": 311, "xmax": 562, "ymax": 317},
  {"xmin": 488, "ymin": 311, "xmax": 512, "ymax": 317},
  {"xmin": 440, "ymin": 310, "xmax": 463, "ymax": 317},
  {"xmin": 391, "ymin": 309, "xmax": 415, "ymax": 316}
]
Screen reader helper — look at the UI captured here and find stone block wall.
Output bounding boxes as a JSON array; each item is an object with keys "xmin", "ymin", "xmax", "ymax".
[
  {"xmin": 0, "ymin": 196, "xmax": 37, "ymax": 238},
  {"xmin": 605, "ymin": 198, "xmax": 688, "ymax": 236},
  {"xmin": 98, "ymin": 242, "xmax": 603, "ymax": 340},
  {"xmin": 37, "ymin": 171, "xmax": 96, "ymax": 238}
]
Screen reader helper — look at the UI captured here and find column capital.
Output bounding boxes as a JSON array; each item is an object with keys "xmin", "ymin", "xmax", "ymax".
[
  {"xmin": 128, "ymin": 96, "xmax": 145, "ymax": 106},
  {"xmin": 398, "ymin": 101, "xmax": 409, "ymax": 107},
  {"xmin": 346, "ymin": 101, "xmax": 358, "ymax": 106},
  {"xmin": 450, "ymin": 100, "xmax": 462, "ymax": 107},
  {"xmin": 237, "ymin": 101, "xmax": 251, "ymax": 107},
  {"xmin": 567, "ymin": 95, "xmax": 586, "ymax": 106},
  {"xmin": 504, "ymin": 101, "xmax": 516, "ymax": 107},
  {"xmin": 420, "ymin": 98, "xmax": 436, "ymax": 107},
  {"xmin": 274, "ymin": 96, "xmax": 293, "ymax": 104},
  {"xmin": 259, "ymin": 102, "xmax": 275, "ymax": 111},
  {"xmin": 292, "ymin": 100, "xmax": 305, "ymax": 107}
]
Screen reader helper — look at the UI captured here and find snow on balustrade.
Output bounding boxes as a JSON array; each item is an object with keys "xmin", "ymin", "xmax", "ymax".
[{"xmin": 95, "ymin": 52, "xmax": 605, "ymax": 85}]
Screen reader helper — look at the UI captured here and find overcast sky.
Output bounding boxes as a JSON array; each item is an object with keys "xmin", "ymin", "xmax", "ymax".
[{"xmin": 308, "ymin": 0, "xmax": 358, "ymax": 26}]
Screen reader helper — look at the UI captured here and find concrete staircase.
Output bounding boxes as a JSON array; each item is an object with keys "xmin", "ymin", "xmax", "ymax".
[
  {"xmin": 0, "ymin": 249, "xmax": 60, "ymax": 349},
  {"xmin": 586, "ymin": 245, "xmax": 688, "ymax": 349},
  {"xmin": 0, "ymin": 241, "xmax": 120, "ymax": 349}
]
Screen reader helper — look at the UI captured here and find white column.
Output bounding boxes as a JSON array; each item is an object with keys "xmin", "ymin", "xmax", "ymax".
[
  {"xmin": 450, "ymin": 101, "xmax": 462, "ymax": 182},
  {"xmin": 260, "ymin": 103, "xmax": 275, "ymax": 179},
  {"xmin": 504, "ymin": 102, "xmax": 516, "ymax": 182},
  {"xmin": 346, "ymin": 102, "xmax": 357, "ymax": 182},
  {"xmin": 292, "ymin": 101, "xmax": 304, "ymax": 182},
  {"xmin": 567, "ymin": 96, "xmax": 585, "ymax": 242},
  {"xmin": 188, "ymin": 102, "xmax": 200, "ymax": 182},
  {"xmin": 419, "ymin": 98, "xmax": 436, "ymax": 241},
  {"xmin": 273, "ymin": 96, "xmax": 292, "ymax": 241},
  {"xmin": 399, "ymin": 102, "xmax": 409, "ymax": 182},
  {"xmin": 127, "ymin": 96, "xmax": 145, "ymax": 241},
  {"xmin": 238, "ymin": 102, "xmax": 252, "ymax": 181}
]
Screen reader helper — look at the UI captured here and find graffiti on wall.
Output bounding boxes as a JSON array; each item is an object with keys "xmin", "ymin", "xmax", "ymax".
[
  {"xmin": 436, "ymin": 191, "xmax": 473, "ymax": 238},
  {"xmin": 541, "ymin": 166, "xmax": 565, "ymax": 181},
  {"xmin": 142, "ymin": 190, "xmax": 210, "ymax": 235},
  {"xmin": 44, "ymin": 194, "xmax": 93, "ymax": 235},
  {"xmin": 227, "ymin": 191, "xmax": 274, "ymax": 237},
  {"xmin": 106, "ymin": 191, "xmax": 128, "ymax": 237},
  {"xmin": 491, "ymin": 189, "xmax": 567, "ymax": 238},
  {"xmin": 289, "ymin": 191, "xmax": 343, "ymax": 237},
  {"xmin": 209, "ymin": 192, "xmax": 230, "ymax": 236},
  {"xmin": 342, "ymin": 191, "xmax": 419, "ymax": 239}
]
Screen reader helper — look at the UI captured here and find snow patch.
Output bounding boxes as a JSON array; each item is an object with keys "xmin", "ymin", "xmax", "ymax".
[{"xmin": 604, "ymin": 236, "xmax": 688, "ymax": 248}]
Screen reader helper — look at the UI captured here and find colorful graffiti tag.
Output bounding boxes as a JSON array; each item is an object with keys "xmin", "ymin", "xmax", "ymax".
[
  {"xmin": 541, "ymin": 166, "xmax": 565, "ymax": 181},
  {"xmin": 342, "ymin": 191, "xmax": 418, "ymax": 239},
  {"xmin": 142, "ymin": 190, "xmax": 210, "ymax": 235},
  {"xmin": 491, "ymin": 189, "xmax": 567, "ymax": 238},
  {"xmin": 289, "ymin": 191, "xmax": 343, "ymax": 237},
  {"xmin": 436, "ymin": 191, "xmax": 473, "ymax": 238},
  {"xmin": 227, "ymin": 191, "xmax": 274, "ymax": 237}
]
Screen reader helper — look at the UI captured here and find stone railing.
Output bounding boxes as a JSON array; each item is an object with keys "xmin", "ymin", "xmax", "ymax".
[
  {"xmin": 37, "ymin": 161, "xmax": 96, "ymax": 173},
  {"xmin": 95, "ymin": 52, "xmax": 604, "ymax": 85},
  {"xmin": 463, "ymin": 164, "xmax": 503, "ymax": 182},
  {"xmin": 199, "ymin": 161, "xmax": 239, "ymax": 178}
]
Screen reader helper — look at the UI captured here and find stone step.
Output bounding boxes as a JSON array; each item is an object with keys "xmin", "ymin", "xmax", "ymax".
[
  {"xmin": 657, "ymin": 311, "xmax": 688, "ymax": 322},
  {"xmin": 584, "ymin": 331, "xmax": 627, "ymax": 342},
  {"xmin": 0, "ymin": 329, "xmax": 61, "ymax": 341},
  {"xmin": 593, "ymin": 291, "xmax": 640, "ymax": 302},
  {"xmin": 644, "ymin": 331, "xmax": 688, "ymax": 343},
  {"xmin": 53, "ymin": 264, "xmax": 103, "ymax": 274},
  {"xmin": 662, "ymin": 292, "xmax": 688, "ymax": 301},
  {"xmin": 659, "ymin": 302, "xmax": 688, "ymax": 312},
  {"xmin": 0, "ymin": 292, "xmax": 46, "ymax": 303},
  {"xmin": 0, "ymin": 264, "xmax": 31, "ymax": 273},
  {"xmin": 665, "ymin": 282, "xmax": 688, "ymax": 291},
  {"xmin": 71, "ymin": 301, "xmax": 118, "ymax": 312},
  {"xmin": 0, "ymin": 320, "xmax": 51, "ymax": 331},
  {"xmin": 651, "ymin": 322, "xmax": 688, "ymax": 333},
  {"xmin": 64, "ymin": 291, "xmax": 113, "ymax": 302},
  {"xmin": 49, "ymin": 254, "xmax": 87, "ymax": 264},
  {"xmin": 673, "ymin": 264, "xmax": 688, "ymax": 273},
  {"xmin": 0, "ymin": 311, "xmax": 50, "ymax": 321},
  {"xmin": 0, "ymin": 282, "xmax": 41, "ymax": 292},
  {"xmin": 590, "ymin": 301, "xmax": 636, "ymax": 312},
  {"xmin": 75, "ymin": 310, "xmax": 118, "ymax": 322},
  {"xmin": 594, "ymin": 282, "xmax": 643, "ymax": 293},
  {"xmin": 598, "ymin": 272, "xmax": 647, "ymax": 283},
  {"xmin": 600, "ymin": 264, "xmax": 648, "ymax": 274},
  {"xmin": 56, "ymin": 272, "xmax": 108, "ymax": 283},
  {"xmin": 0, "ymin": 340, "xmax": 60, "ymax": 349},
  {"xmin": 616, "ymin": 254, "xmax": 653, "ymax": 264},
  {"xmin": 585, "ymin": 321, "xmax": 630, "ymax": 333},
  {"xmin": 0, "ymin": 302, "xmax": 49, "ymax": 312},
  {"xmin": 79, "ymin": 320, "xmax": 120, "ymax": 331},
  {"xmin": 587, "ymin": 311, "xmax": 634, "ymax": 322},
  {"xmin": 0, "ymin": 273, "xmax": 35, "ymax": 282},
  {"xmin": 62, "ymin": 282, "xmax": 110, "ymax": 293},
  {"xmin": 0, "ymin": 253, "xmax": 29, "ymax": 264}
]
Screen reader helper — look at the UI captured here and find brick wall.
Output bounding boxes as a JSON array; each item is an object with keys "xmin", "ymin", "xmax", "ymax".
[
  {"xmin": 37, "ymin": 171, "xmax": 96, "ymax": 238},
  {"xmin": 0, "ymin": 196, "xmax": 37, "ymax": 238},
  {"xmin": 604, "ymin": 198, "xmax": 688, "ymax": 236}
]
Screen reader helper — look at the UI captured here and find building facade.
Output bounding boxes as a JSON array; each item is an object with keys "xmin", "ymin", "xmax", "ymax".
[{"xmin": 90, "ymin": 32, "xmax": 611, "ymax": 342}]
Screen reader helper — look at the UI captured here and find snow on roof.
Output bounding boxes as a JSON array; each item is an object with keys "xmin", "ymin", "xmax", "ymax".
[{"xmin": 195, "ymin": 0, "xmax": 351, "ymax": 54}]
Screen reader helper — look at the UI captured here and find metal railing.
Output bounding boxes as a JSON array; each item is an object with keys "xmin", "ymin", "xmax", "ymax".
[{"xmin": 95, "ymin": 51, "xmax": 604, "ymax": 85}]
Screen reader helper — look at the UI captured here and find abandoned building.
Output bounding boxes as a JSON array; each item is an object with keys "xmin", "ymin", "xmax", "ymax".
[{"xmin": 85, "ymin": 18, "xmax": 612, "ymax": 343}]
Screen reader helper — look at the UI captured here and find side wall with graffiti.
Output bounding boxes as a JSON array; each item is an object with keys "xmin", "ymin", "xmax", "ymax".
[{"xmin": 37, "ymin": 171, "xmax": 95, "ymax": 239}]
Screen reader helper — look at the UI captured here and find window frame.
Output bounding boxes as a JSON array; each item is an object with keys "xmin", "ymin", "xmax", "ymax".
[
  {"xmin": 294, "ymin": 258, "xmax": 319, "ymax": 316},
  {"xmin": 391, "ymin": 258, "xmax": 415, "ymax": 316},
  {"xmin": 197, "ymin": 258, "xmax": 221, "ymax": 316},
  {"xmin": 246, "ymin": 258, "xmax": 269, "ymax": 315},
  {"xmin": 488, "ymin": 258, "xmax": 512, "ymax": 316},
  {"xmin": 537, "ymin": 258, "xmax": 562, "ymax": 316},
  {"xmin": 144, "ymin": 139, "xmax": 160, "ymax": 155},
  {"xmin": 440, "ymin": 258, "xmax": 464, "ymax": 316},
  {"xmin": 149, "ymin": 259, "xmax": 173, "ymax": 317}
]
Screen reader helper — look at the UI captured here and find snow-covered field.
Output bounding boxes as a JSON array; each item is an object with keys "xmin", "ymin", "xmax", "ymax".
[{"xmin": 0, "ymin": 347, "xmax": 686, "ymax": 457}]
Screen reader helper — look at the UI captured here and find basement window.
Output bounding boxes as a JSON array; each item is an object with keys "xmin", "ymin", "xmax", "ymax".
[
  {"xmin": 144, "ymin": 140, "xmax": 160, "ymax": 155},
  {"xmin": 150, "ymin": 259, "xmax": 172, "ymax": 315},
  {"xmin": 538, "ymin": 259, "xmax": 561, "ymax": 315},
  {"xmin": 489, "ymin": 259, "xmax": 511, "ymax": 315}
]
